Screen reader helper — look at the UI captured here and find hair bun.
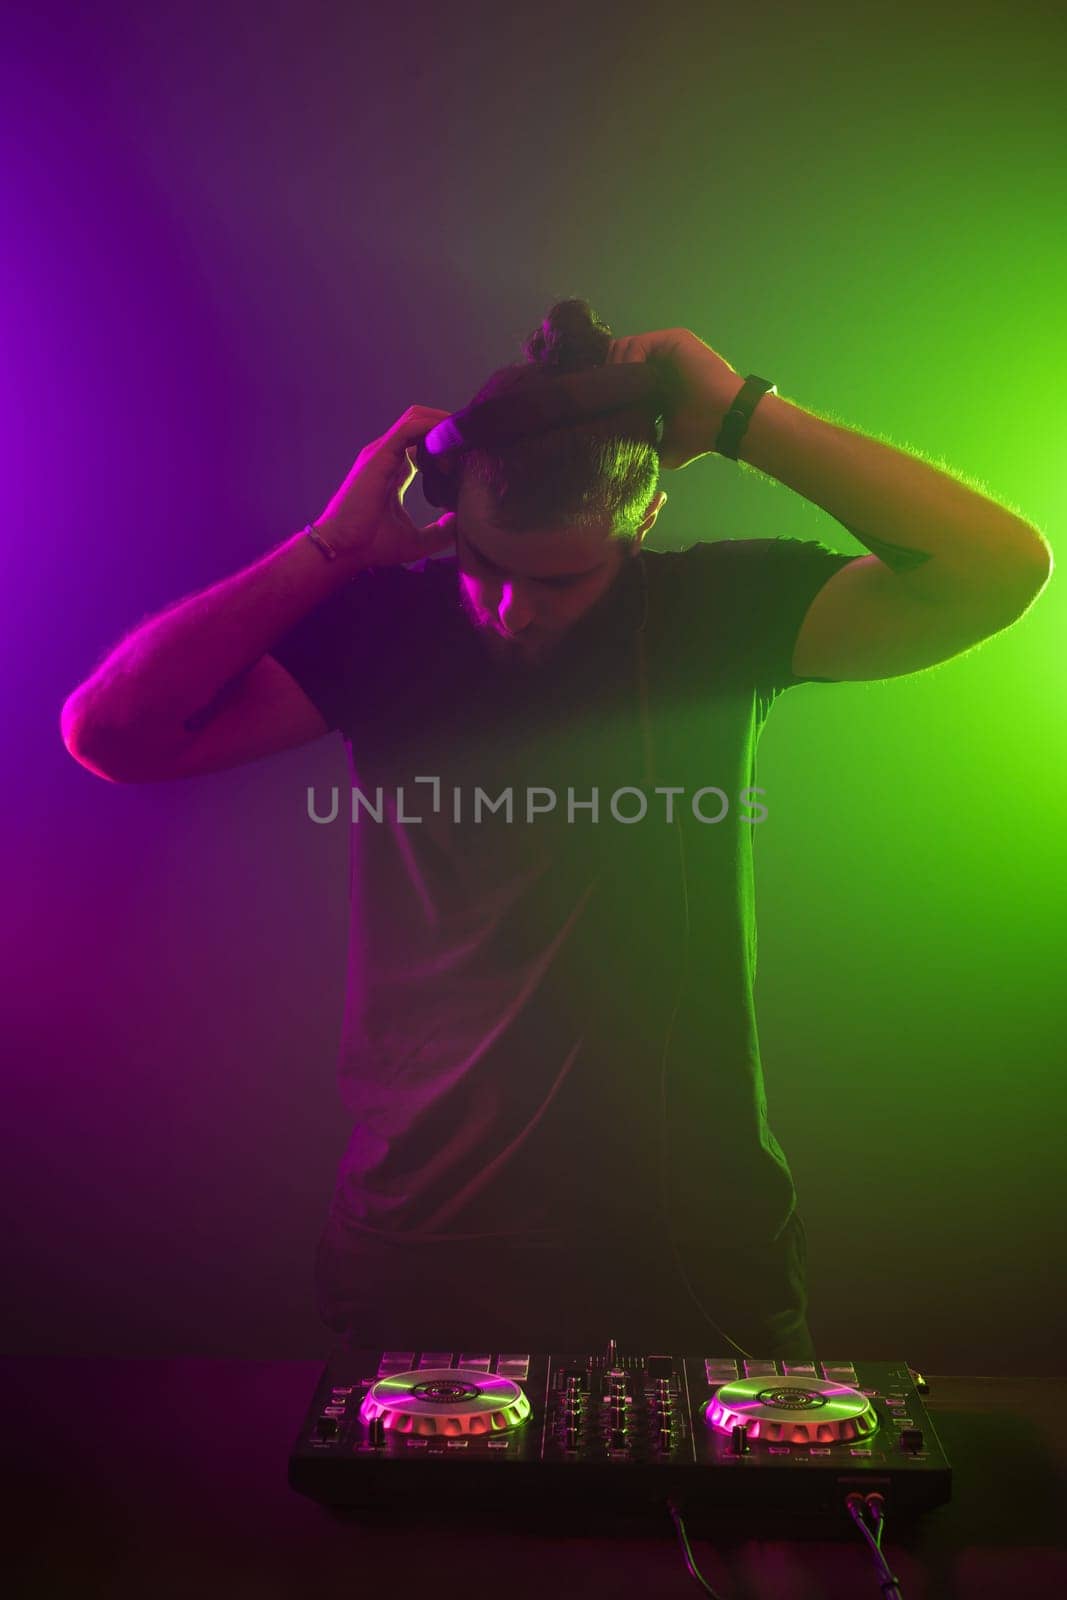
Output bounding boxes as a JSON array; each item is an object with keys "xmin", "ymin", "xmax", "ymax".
[{"xmin": 522, "ymin": 297, "xmax": 613, "ymax": 372}]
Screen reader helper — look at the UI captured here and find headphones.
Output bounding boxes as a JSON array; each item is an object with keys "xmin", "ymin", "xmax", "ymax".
[
  {"xmin": 415, "ymin": 357, "xmax": 759, "ymax": 1357},
  {"xmin": 412, "ymin": 357, "xmax": 679, "ymax": 509}
]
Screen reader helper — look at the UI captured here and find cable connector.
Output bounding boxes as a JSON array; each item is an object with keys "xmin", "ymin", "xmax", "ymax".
[
  {"xmin": 844, "ymin": 1491, "xmax": 903, "ymax": 1598},
  {"xmin": 865, "ymin": 1491, "xmax": 886, "ymax": 1548}
]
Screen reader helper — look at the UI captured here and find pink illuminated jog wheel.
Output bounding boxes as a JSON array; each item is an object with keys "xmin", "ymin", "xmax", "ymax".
[
  {"xmin": 359, "ymin": 1368, "xmax": 532, "ymax": 1438},
  {"xmin": 705, "ymin": 1376, "xmax": 878, "ymax": 1446}
]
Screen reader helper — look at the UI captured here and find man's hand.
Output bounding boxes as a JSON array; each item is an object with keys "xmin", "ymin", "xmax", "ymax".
[
  {"xmin": 313, "ymin": 406, "xmax": 457, "ymax": 569},
  {"xmin": 605, "ymin": 327, "xmax": 743, "ymax": 469}
]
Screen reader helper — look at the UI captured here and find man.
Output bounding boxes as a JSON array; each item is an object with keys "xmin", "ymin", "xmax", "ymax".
[{"xmin": 61, "ymin": 314, "xmax": 1051, "ymax": 1360}]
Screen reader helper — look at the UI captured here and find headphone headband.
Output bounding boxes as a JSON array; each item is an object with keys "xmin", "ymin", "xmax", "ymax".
[{"xmin": 414, "ymin": 358, "xmax": 681, "ymax": 509}]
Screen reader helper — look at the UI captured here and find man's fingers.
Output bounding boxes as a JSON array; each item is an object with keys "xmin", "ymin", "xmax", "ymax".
[
  {"xmin": 378, "ymin": 409, "xmax": 453, "ymax": 468},
  {"xmin": 389, "ymin": 406, "xmax": 453, "ymax": 439},
  {"xmin": 422, "ymin": 510, "xmax": 456, "ymax": 535}
]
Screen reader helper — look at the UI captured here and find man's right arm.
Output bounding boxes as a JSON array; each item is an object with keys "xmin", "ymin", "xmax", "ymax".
[
  {"xmin": 61, "ymin": 405, "xmax": 459, "ymax": 782},
  {"xmin": 60, "ymin": 528, "xmax": 365, "ymax": 784}
]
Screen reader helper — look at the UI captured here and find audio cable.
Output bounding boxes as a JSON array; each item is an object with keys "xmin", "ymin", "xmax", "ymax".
[
  {"xmin": 666, "ymin": 1499, "xmax": 729, "ymax": 1598},
  {"xmin": 845, "ymin": 1492, "xmax": 905, "ymax": 1598},
  {"xmin": 664, "ymin": 1493, "xmax": 908, "ymax": 1598}
]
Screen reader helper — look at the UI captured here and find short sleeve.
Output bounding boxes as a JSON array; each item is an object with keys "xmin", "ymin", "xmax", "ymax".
[
  {"xmin": 681, "ymin": 537, "xmax": 857, "ymax": 696},
  {"xmin": 268, "ymin": 564, "xmax": 410, "ymax": 735}
]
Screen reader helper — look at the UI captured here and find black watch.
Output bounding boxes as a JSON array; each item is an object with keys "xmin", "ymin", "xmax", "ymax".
[{"xmin": 713, "ymin": 374, "xmax": 778, "ymax": 459}]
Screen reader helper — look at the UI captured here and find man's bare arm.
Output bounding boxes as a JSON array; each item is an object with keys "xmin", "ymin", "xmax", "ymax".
[
  {"xmin": 59, "ymin": 527, "xmax": 366, "ymax": 780},
  {"xmin": 60, "ymin": 405, "xmax": 457, "ymax": 782}
]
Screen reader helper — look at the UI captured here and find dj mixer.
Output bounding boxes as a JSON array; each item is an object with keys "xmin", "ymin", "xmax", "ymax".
[{"xmin": 288, "ymin": 1339, "xmax": 951, "ymax": 1534}]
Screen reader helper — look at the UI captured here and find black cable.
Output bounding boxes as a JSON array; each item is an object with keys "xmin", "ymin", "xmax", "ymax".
[
  {"xmin": 845, "ymin": 1493, "xmax": 903, "ymax": 1598},
  {"xmin": 665, "ymin": 1499, "xmax": 729, "ymax": 1598},
  {"xmin": 665, "ymin": 1491, "xmax": 909, "ymax": 1599}
]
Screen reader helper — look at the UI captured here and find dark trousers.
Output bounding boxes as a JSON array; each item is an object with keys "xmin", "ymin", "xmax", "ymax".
[{"xmin": 315, "ymin": 1207, "xmax": 815, "ymax": 1360}]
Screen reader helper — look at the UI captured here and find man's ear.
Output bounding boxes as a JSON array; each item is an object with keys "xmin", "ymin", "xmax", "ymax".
[{"xmin": 635, "ymin": 490, "xmax": 668, "ymax": 541}]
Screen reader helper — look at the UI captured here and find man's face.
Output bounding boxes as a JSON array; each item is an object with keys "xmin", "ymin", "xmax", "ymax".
[{"xmin": 453, "ymin": 478, "xmax": 641, "ymax": 671}]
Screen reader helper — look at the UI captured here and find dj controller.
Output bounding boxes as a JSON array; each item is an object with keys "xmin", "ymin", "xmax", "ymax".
[{"xmin": 288, "ymin": 1339, "xmax": 952, "ymax": 1534}]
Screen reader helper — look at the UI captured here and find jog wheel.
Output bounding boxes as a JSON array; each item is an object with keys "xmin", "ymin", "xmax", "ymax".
[
  {"xmin": 706, "ymin": 1376, "xmax": 878, "ymax": 1445},
  {"xmin": 359, "ymin": 1368, "xmax": 531, "ymax": 1438}
]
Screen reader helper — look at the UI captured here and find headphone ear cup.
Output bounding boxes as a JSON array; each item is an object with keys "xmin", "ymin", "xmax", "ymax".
[{"xmin": 414, "ymin": 439, "xmax": 459, "ymax": 511}]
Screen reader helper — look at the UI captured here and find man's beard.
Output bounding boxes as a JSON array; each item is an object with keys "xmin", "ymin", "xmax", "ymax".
[
  {"xmin": 454, "ymin": 560, "xmax": 632, "ymax": 673},
  {"xmin": 456, "ymin": 581, "xmax": 564, "ymax": 671}
]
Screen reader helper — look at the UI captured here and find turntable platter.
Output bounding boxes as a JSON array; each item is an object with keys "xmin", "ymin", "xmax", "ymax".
[
  {"xmin": 705, "ymin": 1376, "xmax": 878, "ymax": 1446},
  {"xmin": 359, "ymin": 1368, "xmax": 532, "ymax": 1438}
]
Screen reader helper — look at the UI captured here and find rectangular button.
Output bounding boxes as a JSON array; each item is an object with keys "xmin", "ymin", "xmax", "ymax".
[
  {"xmin": 378, "ymin": 1351, "xmax": 416, "ymax": 1374},
  {"xmin": 704, "ymin": 1360, "xmax": 739, "ymax": 1382}
]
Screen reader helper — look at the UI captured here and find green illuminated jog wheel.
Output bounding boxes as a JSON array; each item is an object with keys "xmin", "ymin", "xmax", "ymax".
[
  {"xmin": 359, "ymin": 1369, "xmax": 532, "ymax": 1438},
  {"xmin": 706, "ymin": 1377, "xmax": 878, "ymax": 1445}
]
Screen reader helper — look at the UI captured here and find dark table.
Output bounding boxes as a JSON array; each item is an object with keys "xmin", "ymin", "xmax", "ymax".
[{"xmin": 3, "ymin": 1358, "xmax": 1065, "ymax": 1599}]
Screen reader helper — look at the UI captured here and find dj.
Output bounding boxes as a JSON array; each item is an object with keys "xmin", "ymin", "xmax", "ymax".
[{"xmin": 62, "ymin": 300, "xmax": 1051, "ymax": 1360}]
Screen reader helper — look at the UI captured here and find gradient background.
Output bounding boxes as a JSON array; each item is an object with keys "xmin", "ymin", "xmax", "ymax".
[{"xmin": 4, "ymin": 0, "xmax": 1063, "ymax": 1370}]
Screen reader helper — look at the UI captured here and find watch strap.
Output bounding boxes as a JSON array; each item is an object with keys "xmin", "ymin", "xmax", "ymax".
[{"xmin": 714, "ymin": 374, "xmax": 778, "ymax": 459}]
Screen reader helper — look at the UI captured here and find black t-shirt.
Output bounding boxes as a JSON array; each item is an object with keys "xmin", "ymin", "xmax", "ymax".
[{"xmin": 269, "ymin": 538, "xmax": 854, "ymax": 1251}]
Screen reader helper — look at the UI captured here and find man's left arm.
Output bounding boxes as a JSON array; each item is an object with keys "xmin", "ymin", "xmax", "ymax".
[
  {"xmin": 606, "ymin": 329, "xmax": 1053, "ymax": 682},
  {"xmin": 736, "ymin": 390, "xmax": 1052, "ymax": 681}
]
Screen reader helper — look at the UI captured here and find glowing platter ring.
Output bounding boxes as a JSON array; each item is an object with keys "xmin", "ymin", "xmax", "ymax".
[{"xmin": 705, "ymin": 1376, "xmax": 879, "ymax": 1445}]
